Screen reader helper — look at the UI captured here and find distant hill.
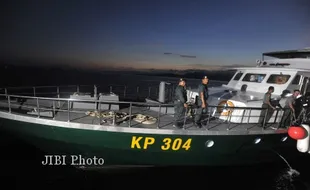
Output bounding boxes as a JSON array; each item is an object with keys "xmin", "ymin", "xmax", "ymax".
[{"xmin": 134, "ymin": 69, "xmax": 236, "ymax": 81}]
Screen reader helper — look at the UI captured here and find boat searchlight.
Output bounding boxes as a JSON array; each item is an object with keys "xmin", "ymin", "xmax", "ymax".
[{"xmin": 256, "ymin": 59, "xmax": 267, "ymax": 66}]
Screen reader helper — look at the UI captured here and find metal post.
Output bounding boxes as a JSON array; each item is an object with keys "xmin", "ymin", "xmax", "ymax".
[
  {"xmin": 36, "ymin": 98, "xmax": 40, "ymax": 118},
  {"xmin": 278, "ymin": 108, "xmax": 287, "ymax": 129},
  {"xmin": 33, "ymin": 87, "xmax": 36, "ymax": 96},
  {"xmin": 274, "ymin": 109, "xmax": 279, "ymax": 123},
  {"xmin": 136, "ymin": 86, "xmax": 139, "ymax": 99},
  {"xmin": 112, "ymin": 112, "xmax": 116, "ymax": 126},
  {"xmin": 67, "ymin": 100, "xmax": 70, "ymax": 122},
  {"xmin": 57, "ymin": 86, "xmax": 60, "ymax": 108},
  {"xmin": 77, "ymin": 85, "xmax": 80, "ymax": 93},
  {"xmin": 123, "ymin": 86, "xmax": 127, "ymax": 98},
  {"xmin": 183, "ymin": 107, "xmax": 187, "ymax": 129},
  {"xmin": 169, "ymin": 87, "xmax": 173, "ymax": 102},
  {"xmin": 109, "ymin": 86, "xmax": 112, "ymax": 93},
  {"xmin": 247, "ymin": 109, "xmax": 252, "ymax": 124},
  {"xmin": 52, "ymin": 101, "xmax": 56, "ymax": 120},
  {"xmin": 57, "ymin": 86, "xmax": 60, "ymax": 96},
  {"xmin": 240, "ymin": 108, "xmax": 246, "ymax": 123},
  {"xmin": 5, "ymin": 88, "xmax": 7, "ymax": 98},
  {"xmin": 98, "ymin": 101, "xmax": 101, "ymax": 125},
  {"xmin": 94, "ymin": 85, "xmax": 97, "ymax": 98},
  {"xmin": 206, "ymin": 108, "xmax": 211, "ymax": 130},
  {"xmin": 148, "ymin": 87, "xmax": 151, "ymax": 98},
  {"xmin": 157, "ymin": 104, "xmax": 161, "ymax": 129},
  {"xmin": 8, "ymin": 96, "xmax": 11, "ymax": 113},
  {"xmin": 128, "ymin": 103, "xmax": 132, "ymax": 127},
  {"xmin": 227, "ymin": 110, "xmax": 232, "ymax": 130}
]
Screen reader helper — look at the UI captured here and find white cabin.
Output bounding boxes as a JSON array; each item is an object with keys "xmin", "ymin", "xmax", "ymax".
[
  {"xmin": 186, "ymin": 48, "xmax": 310, "ymax": 122},
  {"xmin": 188, "ymin": 48, "xmax": 310, "ymax": 103},
  {"xmin": 228, "ymin": 49, "xmax": 310, "ymax": 96}
]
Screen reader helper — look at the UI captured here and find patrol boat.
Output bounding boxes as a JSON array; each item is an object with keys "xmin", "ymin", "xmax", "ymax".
[{"xmin": 0, "ymin": 48, "xmax": 310, "ymax": 168}]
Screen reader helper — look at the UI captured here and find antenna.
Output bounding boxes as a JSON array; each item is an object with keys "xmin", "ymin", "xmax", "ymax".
[{"xmin": 256, "ymin": 59, "xmax": 261, "ymax": 67}]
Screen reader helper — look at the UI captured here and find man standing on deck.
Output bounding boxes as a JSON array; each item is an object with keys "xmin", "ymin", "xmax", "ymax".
[
  {"xmin": 194, "ymin": 76, "xmax": 209, "ymax": 128},
  {"xmin": 281, "ymin": 90, "xmax": 301, "ymax": 128},
  {"xmin": 259, "ymin": 86, "xmax": 276, "ymax": 127},
  {"xmin": 173, "ymin": 78, "xmax": 188, "ymax": 128}
]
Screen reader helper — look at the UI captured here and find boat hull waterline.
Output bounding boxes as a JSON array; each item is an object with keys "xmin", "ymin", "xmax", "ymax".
[{"xmin": 0, "ymin": 112, "xmax": 298, "ymax": 167}]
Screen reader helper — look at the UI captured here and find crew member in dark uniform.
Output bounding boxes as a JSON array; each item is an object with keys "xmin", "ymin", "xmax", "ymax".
[
  {"xmin": 280, "ymin": 90, "xmax": 300, "ymax": 128},
  {"xmin": 173, "ymin": 78, "xmax": 188, "ymax": 128},
  {"xmin": 194, "ymin": 76, "xmax": 209, "ymax": 128},
  {"xmin": 258, "ymin": 86, "xmax": 276, "ymax": 127}
]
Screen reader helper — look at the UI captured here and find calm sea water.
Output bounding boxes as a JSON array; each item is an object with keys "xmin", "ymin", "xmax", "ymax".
[{"xmin": 1, "ymin": 71, "xmax": 310, "ymax": 190}]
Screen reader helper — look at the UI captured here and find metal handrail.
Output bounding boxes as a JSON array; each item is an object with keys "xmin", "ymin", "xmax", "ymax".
[
  {"xmin": 0, "ymin": 84, "xmax": 163, "ymax": 102},
  {"xmin": 0, "ymin": 93, "xmax": 283, "ymax": 110},
  {"xmin": 0, "ymin": 93, "xmax": 168, "ymax": 106},
  {"xmin": 0, "ymin": 91, "xmax": 292, "ymax": 131}
]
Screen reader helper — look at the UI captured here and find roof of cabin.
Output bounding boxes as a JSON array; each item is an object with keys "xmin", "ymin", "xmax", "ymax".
[
  {"xmin": 263, "ymin": 48, "xmax": 310, "ymax": 59},
  {"xmin": 229, "ymin": 67, "xmax": 309, "ymax": 71}
]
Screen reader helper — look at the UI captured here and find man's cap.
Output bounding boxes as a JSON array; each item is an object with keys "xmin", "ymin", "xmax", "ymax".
[
  {"xmin": 179, "ymin": 78, "xmax": 186, "ymax": 82},
  {"xmin": 202, "ymin": 76, "xmax": 208, "ymax": 79}
]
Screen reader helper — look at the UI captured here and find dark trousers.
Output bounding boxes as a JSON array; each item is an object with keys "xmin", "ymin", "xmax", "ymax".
[
  {"xmin": 194, "ymin": 100, "xmax": 206, "ymax": 124},
  {"xmin": 280, "ymin": 108, "xmax": 293, "ymax": 128},
  {"xmin": 174, "ymin": 102, "xmax": 185, "ymax": 126},
  {"xmin": 258, "ymin": 104, "xmax": 274, "ymax": 126}
]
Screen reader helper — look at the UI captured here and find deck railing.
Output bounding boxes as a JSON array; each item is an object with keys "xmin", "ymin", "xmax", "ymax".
[
  {"xmin": 0, "ymin": 84, "xmax": 176, "ymax": 102},
  {"xmin": 0, "ymin": 92, "xmax": 296, "ymax": 131}
]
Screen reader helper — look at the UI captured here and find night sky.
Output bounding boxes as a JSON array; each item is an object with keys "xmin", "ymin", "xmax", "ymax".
[{"xmin": 1, "ymin": 0, "xmax": 309, "ymax": 70}]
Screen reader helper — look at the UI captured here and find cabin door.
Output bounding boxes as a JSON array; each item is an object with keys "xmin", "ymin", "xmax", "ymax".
[{"xmin": 300, "ymin": 76, "xmax": 310, "ymax": 95}]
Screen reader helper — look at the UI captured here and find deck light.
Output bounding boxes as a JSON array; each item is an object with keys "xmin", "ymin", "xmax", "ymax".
[
  {"xmin": 205, "ymin": 140, "xmax": 214, "ymax": 148},
  {"xmin": 281, "ymin": 136, "xmax": 288, "ymax": 142},
  {"xmin": 254, "ymin": 138, "xmax": 261, "ymax": 144},
  {"xmin": 288, "ymin": 126, "xmax": 307, "ymax": 140}
]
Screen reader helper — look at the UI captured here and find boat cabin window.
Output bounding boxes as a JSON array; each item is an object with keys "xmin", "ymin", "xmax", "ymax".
[
  {"xmin": 266, "ymin": 74, "xmax": 291, "ymax": 84},
  {"xmin": 242, "ymin": 73, "xmax": 266, "ymax": 83},
  {"xmin": 291, "ymin": 75, "xmax": 301, "ymax": 85},
  {"xmin": 233, "ymin": 72, "xmax": 243, "ymax": 80}
]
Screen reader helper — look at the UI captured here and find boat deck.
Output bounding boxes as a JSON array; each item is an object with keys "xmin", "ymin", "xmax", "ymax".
[
  {"xmin": 54, "ymin": 107, "xmax": 266, "ymax": 131},
  {"xmin": 0, "ymin": 98, "xmax": 281, "ymax": 132}
]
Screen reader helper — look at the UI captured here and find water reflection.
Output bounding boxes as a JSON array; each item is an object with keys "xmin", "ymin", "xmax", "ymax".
[{"xmin": 272, "ymin": 150, "xmax": 310, "ymax": 190}]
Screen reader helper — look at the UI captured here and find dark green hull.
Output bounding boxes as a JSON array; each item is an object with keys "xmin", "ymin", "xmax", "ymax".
[{"xmin": 0, "ymin": 115, "xmax": 300, "ymax": 167}]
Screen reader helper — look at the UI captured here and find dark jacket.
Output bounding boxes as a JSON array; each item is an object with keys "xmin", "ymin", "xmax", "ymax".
[
  {"xmin": 197, "ymin": 84, "xmax": 209, "ymax": 102},
  {"xmin": 174, "ymin": 85, "xmax": 187, "ymax": 104}
]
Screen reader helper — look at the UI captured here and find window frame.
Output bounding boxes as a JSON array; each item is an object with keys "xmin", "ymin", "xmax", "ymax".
[
  {"xmin": 232, "ymin": 72, "xmax": 243, "ymax": 81},
  {"xmin": 241, "ymin": 73, "xmax": 266, "ymax": 83},
  {"xmin": 291, "ymin": 74, "xmax": 301, "ymax": 85},
  {"xmin": 266, "ymin": 74, "xmax": 291, "ymax": 84}
]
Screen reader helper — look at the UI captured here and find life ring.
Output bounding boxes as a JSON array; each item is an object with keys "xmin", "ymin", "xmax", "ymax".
[
  {"xmin": 217, "ymin": 100, "xmax": 234, "ymax": 116},
  {"xmin": 133, "ymin": 114, "xmax": 157, "ymax": 125}
]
